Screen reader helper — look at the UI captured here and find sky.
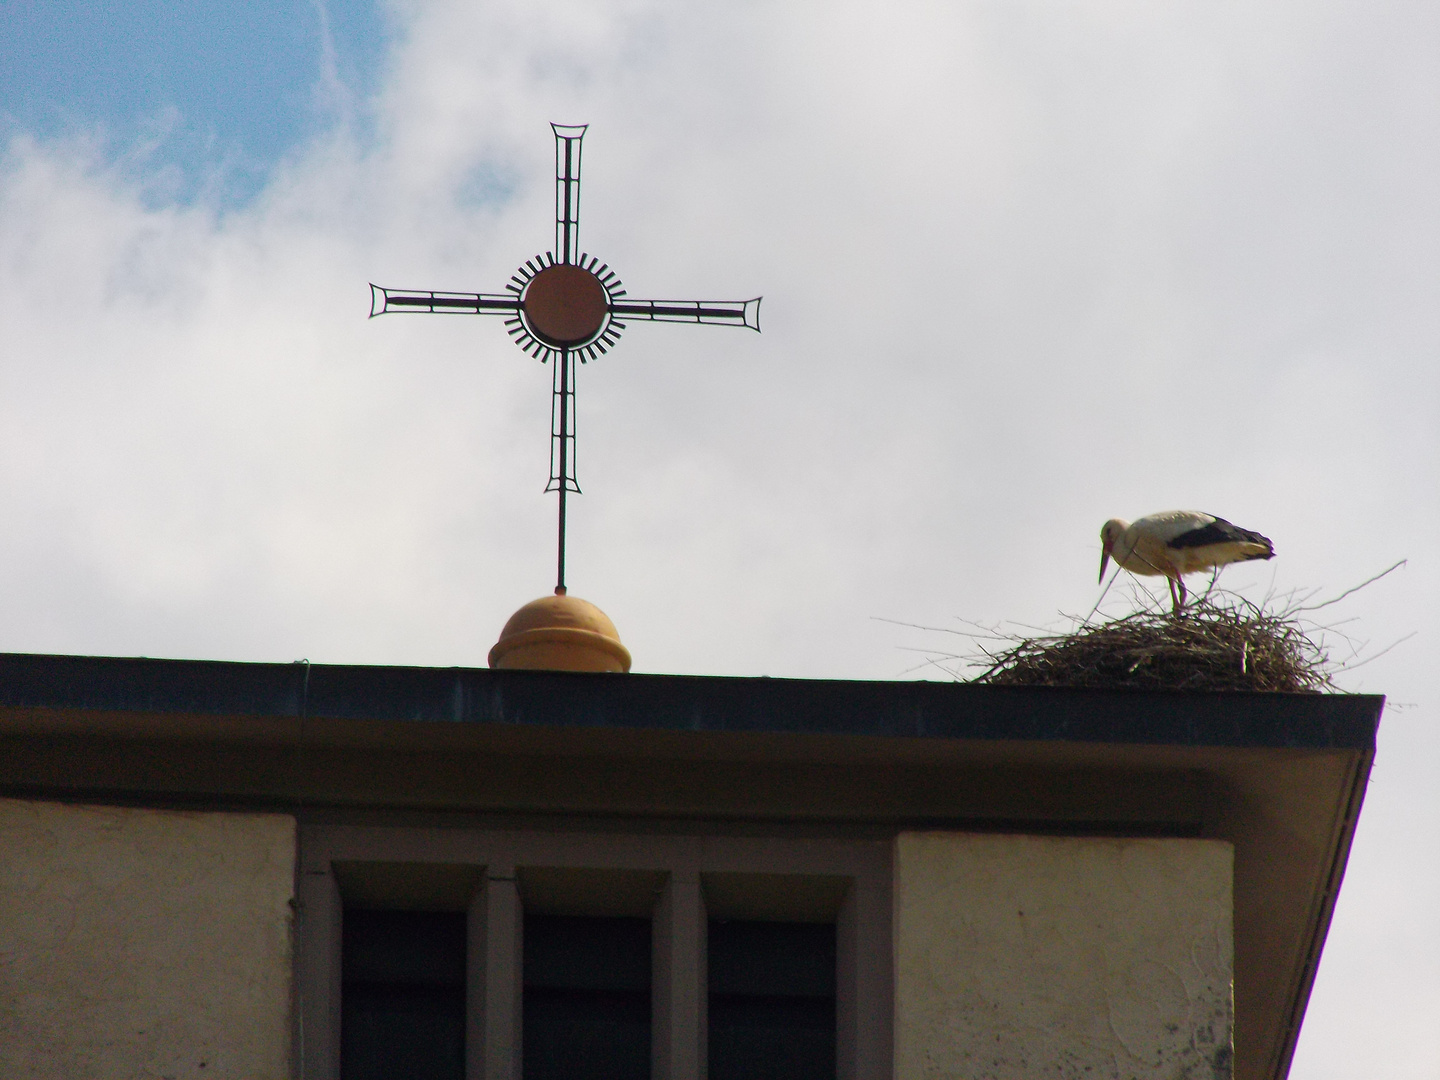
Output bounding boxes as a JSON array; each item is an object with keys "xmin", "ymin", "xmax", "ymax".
[{"xmin": 1, "ymin": 0, "xmax": 1437, "ymax": 1074}]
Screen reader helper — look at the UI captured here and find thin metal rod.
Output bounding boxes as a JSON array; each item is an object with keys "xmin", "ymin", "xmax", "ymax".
[
  {"xmin": 563, "ymin": 138, "xmax": 573, "ymax": 265},
  {"xmin": 556, "ymin": 347, "xmax": 570, "ymax": 592}
]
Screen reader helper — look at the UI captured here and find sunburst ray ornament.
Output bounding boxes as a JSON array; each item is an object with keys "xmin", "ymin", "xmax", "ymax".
[{"xmin": 370, "ymin": 124, "xmax": 761, "ymax": 595}]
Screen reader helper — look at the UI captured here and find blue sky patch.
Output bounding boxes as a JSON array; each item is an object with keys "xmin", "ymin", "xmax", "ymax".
[{"xmin": 1, "ymin": 0, "xmax": 389, "ymax": 206}]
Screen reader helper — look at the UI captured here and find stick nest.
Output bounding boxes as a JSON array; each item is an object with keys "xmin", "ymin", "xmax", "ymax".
[{"xmin": 970, "ymin": 595, "xmax": 1336, "ymax": 692}]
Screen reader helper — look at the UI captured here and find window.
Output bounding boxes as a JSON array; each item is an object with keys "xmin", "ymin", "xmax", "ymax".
[
  {"xmin": 298, "ymin": 827, "xmax": 892, "ymax": 1080},
  {"xmin": 523, "ymin": 915, "xmax": 652, "ymax": 1080},
  {"xmin": 341, "ymin": 910, "xmax": 466, "ymax": 1080},
  {"xmin": 708, "ymin": 920, "xmax": 836, "ymax": 1080}
]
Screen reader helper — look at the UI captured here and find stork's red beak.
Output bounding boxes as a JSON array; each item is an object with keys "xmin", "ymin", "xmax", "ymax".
[{"xmin": 1099, "ymin": 547, "xmax": 1111, "ymax": 584}]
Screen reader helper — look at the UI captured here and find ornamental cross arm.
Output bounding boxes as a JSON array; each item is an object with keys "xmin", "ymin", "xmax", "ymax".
[
  {"xmin": 609, "ymin": 297, "xmax": 761, "ymax": 331},
  {"xmin": 369, "ymin": 285, "xmax": 519, "ymax": 317}
]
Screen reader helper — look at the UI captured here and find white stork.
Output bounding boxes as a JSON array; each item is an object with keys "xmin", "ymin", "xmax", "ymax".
[{"xmin": 1099, "ymin": 511, "xmax": 1275, "ymax": 613}]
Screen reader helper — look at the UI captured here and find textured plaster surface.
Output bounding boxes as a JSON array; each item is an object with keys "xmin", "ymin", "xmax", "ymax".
[
  {"xmin": 895, "ymin": 833, "xmax": 1233, "ymax": 1080},
  {"xmin": 0, "ymin": 798, "xmax": 295, "ymax": 1080}
]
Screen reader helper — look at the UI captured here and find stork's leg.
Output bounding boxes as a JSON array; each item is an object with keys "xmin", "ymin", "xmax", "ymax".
[{"xmin": 1168, "ymin": 576, "xmax": 1182, "ymax": 615}]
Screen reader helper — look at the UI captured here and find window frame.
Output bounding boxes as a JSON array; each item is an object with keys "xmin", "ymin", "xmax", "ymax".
[{"xmin": 295, "ymin": 823, "xmax": 893, "ymax": 1080}]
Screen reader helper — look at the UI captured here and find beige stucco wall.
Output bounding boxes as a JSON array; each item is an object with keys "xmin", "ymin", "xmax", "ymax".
[
  {"xmin": 0, "ymin": 798, "xmax": 296, "ymax": 1080},
  {"xmin": 896, "ymin": 832, "xmax": 1233, "ymax": 1080}
]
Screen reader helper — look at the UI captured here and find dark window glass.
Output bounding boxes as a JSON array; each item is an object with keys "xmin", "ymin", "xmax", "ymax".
[
  {"xmin": 523, "ymin": 914, "xmax": 652, "ymax": 1080},
  {"xmin": 341, "ymin": 909, "xmax": 466, "ymax": 1080},
  {"xmin": 708, "ymin": 920, "xmax": 836, "ymax": 1080}
]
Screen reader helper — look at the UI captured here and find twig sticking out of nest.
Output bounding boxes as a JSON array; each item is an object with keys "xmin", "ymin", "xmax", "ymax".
[{"xmin": 971, "ymin": 594, "xmax": 1336, "ymax": 692}]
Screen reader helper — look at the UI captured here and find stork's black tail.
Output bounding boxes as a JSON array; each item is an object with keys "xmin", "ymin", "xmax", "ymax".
[{"xmin": 1170, "ymin": 516, "xmax": 1275, "ymax": 559}]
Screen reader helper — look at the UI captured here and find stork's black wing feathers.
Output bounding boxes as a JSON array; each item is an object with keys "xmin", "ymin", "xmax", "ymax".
[{"xmin": 1167, "ymin": 516, "xmax": 1275, "ymax": 557}]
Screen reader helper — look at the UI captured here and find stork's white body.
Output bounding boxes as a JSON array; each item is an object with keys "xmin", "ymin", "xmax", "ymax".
[{"xmin": 1099, "ymin": 511, "xmax": 1274, "ymax": 612}]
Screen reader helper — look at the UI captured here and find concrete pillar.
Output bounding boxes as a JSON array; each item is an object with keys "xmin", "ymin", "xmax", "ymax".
[
  {"xmin": 469, "ymin": 866, "xmax": 523, "ymax": 1080},
  {"xmin": 297, "ymin": 858, "xmax": 344, "ymax": 1080},
  {"xmin": 653, "ymin": 870, "xmax": 706, "ymax": 1080}
]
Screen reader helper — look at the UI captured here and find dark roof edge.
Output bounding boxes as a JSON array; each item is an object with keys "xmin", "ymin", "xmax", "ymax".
[{"xmin": 0, "ymin": 652, "xmax": 1382, "ymax": 751}]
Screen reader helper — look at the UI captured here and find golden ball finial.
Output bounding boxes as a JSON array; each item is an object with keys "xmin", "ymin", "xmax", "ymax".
[{"xmin": 488, "ymin": 589, "xmax": 632, "ymax": 672}]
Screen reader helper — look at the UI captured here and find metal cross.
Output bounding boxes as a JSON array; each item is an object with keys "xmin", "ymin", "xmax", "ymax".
[{"xmin": 370, "ymin": 124, "xmax": 761, "ymax": 595}]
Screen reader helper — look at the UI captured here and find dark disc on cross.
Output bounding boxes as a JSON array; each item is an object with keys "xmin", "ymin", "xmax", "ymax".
[{"xmin": 522, "ymin": 264, "xmax": 609, "ymax": 347}]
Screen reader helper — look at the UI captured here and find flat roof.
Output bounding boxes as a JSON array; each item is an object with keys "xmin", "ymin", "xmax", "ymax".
[{"xmin": 0, "ymin": 651, "xmax": 1382, "ymax": 1080}]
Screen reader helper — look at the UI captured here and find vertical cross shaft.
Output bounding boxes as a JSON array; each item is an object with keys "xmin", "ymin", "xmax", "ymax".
[
  {"xmin": 548, "ymin": 125, "xmax": 585, "ymax": 591},
  {"xmin": 548, "ymin": 346, "xmax": 579, "ymax": 592},
  {"xmin": 558, "ymin": 348, "xmax": 568, "ymax": 592}
]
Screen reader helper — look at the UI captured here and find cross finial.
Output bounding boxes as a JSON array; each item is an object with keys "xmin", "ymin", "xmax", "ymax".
[{"xmin": 370, "ymin": 124, "xmax": 760, "ymax": 594}]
